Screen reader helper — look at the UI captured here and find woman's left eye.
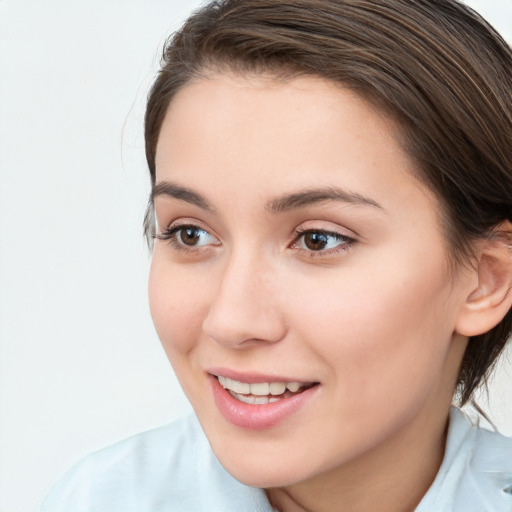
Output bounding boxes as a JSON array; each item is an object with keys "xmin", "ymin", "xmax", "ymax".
[{"xmin": 293, "ymin": 229, "xmax": 354, "ymax": 254}]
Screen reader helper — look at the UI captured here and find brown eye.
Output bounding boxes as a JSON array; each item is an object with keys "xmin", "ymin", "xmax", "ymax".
[
  {"xmin": 156, "ymin": 224, "xmax": 219, "ymax": 249},
  {"xmin": 303, "ymin": 232, "xmax": 329, "ymax": 251},
  {"xmin": 179, "ymin": 227, "xmax": 202, "ymax": 246},
  {"xmin": 295, "ymin": 229, "xmax": 353, "ymax": 254}
]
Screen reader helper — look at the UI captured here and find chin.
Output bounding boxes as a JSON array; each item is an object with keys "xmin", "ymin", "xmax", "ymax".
[
  {"xmin": 206, "ymin": 431, "xmax": 329, "ymax": 489},
  {"xmin": 217, "ymin": 454, "xmax": 310, "ymax": 488}
]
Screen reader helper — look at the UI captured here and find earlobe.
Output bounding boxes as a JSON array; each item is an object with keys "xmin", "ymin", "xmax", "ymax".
[{"xmin": 455, "ymin": 223, "xmax": 512, "ymax": 337}]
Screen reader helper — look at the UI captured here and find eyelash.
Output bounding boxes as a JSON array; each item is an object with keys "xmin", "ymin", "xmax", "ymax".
[
  {"xmin": 291, "ymin": 227, "xmax": 355, "ymax": 257},
  {"xmin": 155, "ymin": 224, "xmax": 355, "ymax": 257},
  {"xmin": 155, "ymin": 224, "xmax": 218, "ymax": 253}
]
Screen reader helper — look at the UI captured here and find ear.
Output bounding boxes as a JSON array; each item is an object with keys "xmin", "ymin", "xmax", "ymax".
[{"xmin": 455, "ymin": 222, "xmax": 512, "ymax": 337}]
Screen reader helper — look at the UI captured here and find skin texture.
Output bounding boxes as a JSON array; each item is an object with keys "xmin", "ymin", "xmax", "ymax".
[{"xmin": 148, "ymin": 74, "xmax": 479, "ymax": 512}]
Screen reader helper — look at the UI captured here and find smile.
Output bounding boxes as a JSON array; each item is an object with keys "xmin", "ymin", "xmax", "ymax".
[
  {"xmin": 210, "ymin": 373, "xmax": 320, "ymax": 430},
  {"xmin": 217, "ymin": 375, "xmax": 313, "ymax": 404}
]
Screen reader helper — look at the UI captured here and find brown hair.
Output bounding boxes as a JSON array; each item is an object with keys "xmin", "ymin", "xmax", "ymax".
[{"xmin": 144, "ymin": 0, "xmax": 512, "ymax": 405}]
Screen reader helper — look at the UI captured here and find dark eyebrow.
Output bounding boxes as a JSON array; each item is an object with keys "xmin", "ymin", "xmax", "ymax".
[
  {"xmin": 153, "ymin": 181, "xmax": 216, "ymax": 212},
  {"xmin": 152, "ymin": 182, "xmax": 384, "ymax": 215},
  {"xmin": 266, "ymin": 187, "xmax": 386, "ymax": 213}
]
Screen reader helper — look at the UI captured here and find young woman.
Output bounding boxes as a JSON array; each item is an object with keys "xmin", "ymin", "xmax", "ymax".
[{"xmin": 43, "ymin": 1, "xmax": 512, "ymax": 511}]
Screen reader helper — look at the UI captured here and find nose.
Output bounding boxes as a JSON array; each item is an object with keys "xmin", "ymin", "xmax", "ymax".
[{"xmin": 202, "ymin": 250, "xmax": 287, "ymax": 348}]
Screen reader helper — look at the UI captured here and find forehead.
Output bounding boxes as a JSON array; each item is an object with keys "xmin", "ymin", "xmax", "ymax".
[{"xmin": 155, "ymin": 73, "xmax": 433, "ymax": 207}]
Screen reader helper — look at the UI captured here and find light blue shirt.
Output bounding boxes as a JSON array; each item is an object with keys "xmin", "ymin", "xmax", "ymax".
[{"xmin": 42, "ymin": 407, "xmax": 512, "ymax": 512}]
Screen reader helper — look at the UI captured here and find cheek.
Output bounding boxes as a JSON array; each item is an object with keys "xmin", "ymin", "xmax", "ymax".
[
  {"xmin": 148, "ymin": 252, "xmax": 211, "ymax": 358},
  {"xmin": 286, "ymin": 247, "xmax": 456, "ymax": 400}
]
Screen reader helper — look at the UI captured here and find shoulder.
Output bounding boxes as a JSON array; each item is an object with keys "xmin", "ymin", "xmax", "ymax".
[
  {"xmin": 41, "ymin": 413, "xmax": 271, "ymax": 512},
  {"xmin": 41, "ymin": 414, "xmax": 204, "ymax": 511},
  {"xmin": 417, "ymin": 407, "xmax": 512, "ymax": 512}
]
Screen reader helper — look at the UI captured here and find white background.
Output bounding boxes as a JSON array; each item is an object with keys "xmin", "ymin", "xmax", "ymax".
[{"xmin": 0, "ymin": 2, "xmax": 511, "ymax": 511}]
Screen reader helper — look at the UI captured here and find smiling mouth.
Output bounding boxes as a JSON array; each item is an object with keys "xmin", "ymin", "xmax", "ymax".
[{"xmin": 217, "ymin": 375, "xmax": 317, "ymax": 405}]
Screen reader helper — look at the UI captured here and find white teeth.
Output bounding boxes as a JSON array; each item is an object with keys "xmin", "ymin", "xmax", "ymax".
[
  {"xmin": 231, "ymin": 392, "xmax": 277, "ymax": 405},
  {"xmin": 218, "ymin": 375, "xmax": 229, "ymax": 388},
  {"xmin": 250, "ymin": 382, "xmax": 270, "ymax": 396},
  {"xmin": 218, "ymin": 375, "xmax": 250, "ymax": 394},
  {"xmin": 286, "ymin": 382, "xmax": 301, "ymax": 392},
  {"xmin": 231, "ymin": 379, "xmax": 250, "ymax": 394},
  {"xmin": 269, "ymin": 382, "xmax": 286, "ymax": 395},
  {"xmin": 217, "ymin": 375, "xmax": 307, "ymax": 398}
]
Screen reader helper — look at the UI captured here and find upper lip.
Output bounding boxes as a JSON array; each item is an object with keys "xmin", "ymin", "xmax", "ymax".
[{"xmin": 206, "ymin": 367, "xmax": 317, "ymax": 384}]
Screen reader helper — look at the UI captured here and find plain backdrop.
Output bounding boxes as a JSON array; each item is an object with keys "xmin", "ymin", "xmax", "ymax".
[{"xmin": 0, "ymin": 1, "xmax": 511, "ymax": 511}]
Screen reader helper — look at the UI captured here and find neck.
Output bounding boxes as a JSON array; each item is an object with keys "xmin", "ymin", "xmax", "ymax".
[{"xmin": 266, "ymin": 404, "xmax": 450, "ymax": 512}]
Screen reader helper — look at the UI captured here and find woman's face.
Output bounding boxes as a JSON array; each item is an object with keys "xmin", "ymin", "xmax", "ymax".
[{"xmin": 149, "ymin": 74, "xmax": 472, "ymax": 487}]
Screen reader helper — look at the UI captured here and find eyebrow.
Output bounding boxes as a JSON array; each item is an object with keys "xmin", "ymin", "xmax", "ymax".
[
  {"xmin": 153, "ymin": 181, "xmax": 216, "ymax": 212},
  {"xmin": 265, "ymin": 187, "xmax": 385, "ymax": 213},
  {"xmin": 152, "ymin": 181, "xmax": 385, "ymax": 214}
]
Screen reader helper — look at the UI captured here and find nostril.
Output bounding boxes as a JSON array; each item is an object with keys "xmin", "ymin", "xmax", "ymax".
[
  {"xmin": 205, "ymin": 331, "xmax": 278, "ymax": 349},
  {"xmin": 202, "ymin": 302, "xmax": 287, "ymax": 348}
]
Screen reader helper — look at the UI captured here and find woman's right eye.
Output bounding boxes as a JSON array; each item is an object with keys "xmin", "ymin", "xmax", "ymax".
[{"xmin": 156, "ymin": 224, "xmax": 220, "ymax": 250}]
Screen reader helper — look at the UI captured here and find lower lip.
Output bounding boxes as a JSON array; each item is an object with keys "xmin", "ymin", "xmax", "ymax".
[{"xmin": 209, "ymin": 374, "xmax": 319, "ymax": 430}]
